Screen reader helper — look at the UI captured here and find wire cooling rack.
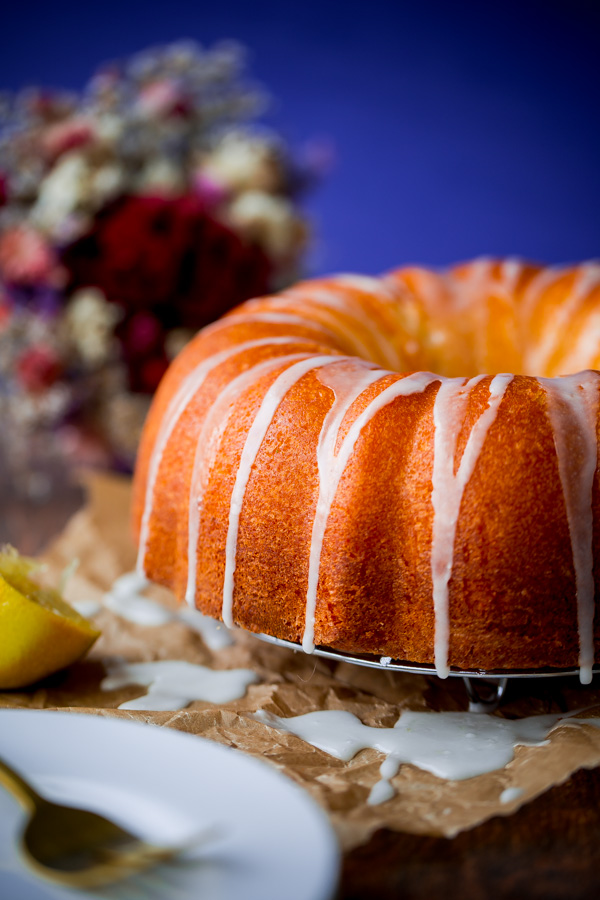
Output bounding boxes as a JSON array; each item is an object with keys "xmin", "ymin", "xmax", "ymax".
[{"xmin": 255, "ymin": 632, "xmax": 597, "ymax": 712}]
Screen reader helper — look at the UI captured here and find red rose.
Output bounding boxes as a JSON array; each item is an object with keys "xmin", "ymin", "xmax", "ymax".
[
  {"xmin": 62, "ymin": 193, "xmax": 272, "ymax": 391},
  {"xmin": 63, "ymin": 194, "xmax": 271, "ymax": 320},
  {"xmin": 16, "ymin": 345, "xmax": 63, "ymax": 393}
]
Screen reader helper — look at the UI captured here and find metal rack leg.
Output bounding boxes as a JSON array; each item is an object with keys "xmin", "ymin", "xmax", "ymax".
[{"xmin": 463, "ymin": 677, "xmax": 508, "ymax": 713}]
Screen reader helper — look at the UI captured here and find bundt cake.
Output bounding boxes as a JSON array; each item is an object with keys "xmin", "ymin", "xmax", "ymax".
[{"xmin": 132, "ymin": 259, "xmax": 600, "ymax": 682}]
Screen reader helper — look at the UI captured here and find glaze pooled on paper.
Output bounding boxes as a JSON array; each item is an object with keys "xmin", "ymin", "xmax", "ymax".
[
  {"xmin": 255, "ymin": 708, "xmax": 600, "ymax": 804},
  {"xmin": 104, "ymin": 571, "xmax": 233, "ymax": 650},
  {"xmin": 101, "ymin": 659, "xmax": 258, "ymax": 710}
]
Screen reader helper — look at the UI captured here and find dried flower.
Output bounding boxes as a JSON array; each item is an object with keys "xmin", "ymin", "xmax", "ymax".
[
  {"xmin": 0, "ymin": 225, "xmax": 60, "ymax": 286},
  {"xmin": 227, "ymin": 190, "xmax": 307, "ymax": 262},
  {"xmin": 16, "ymin": 344, "xmax": 63, "ymax": 393},
  {"xmin": 62, "ymin": 287, "xmax": 121, "ymax": 366},
  {"xmin": 0, "ymin": 39, "xmax": 324, "ymax": 475},
  {"xmin": 201, "ymin": 131, "xmax": 286, "ymax": 195}
]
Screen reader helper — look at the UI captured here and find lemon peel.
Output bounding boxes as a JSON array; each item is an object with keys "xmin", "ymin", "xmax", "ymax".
[{"xmin": 0, "ymin": 547, "xmax": 100, "ymax": 690}]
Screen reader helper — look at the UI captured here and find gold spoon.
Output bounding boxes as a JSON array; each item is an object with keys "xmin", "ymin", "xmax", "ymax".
[{"xmin": 0, "ymin": 756, "xmax": 186, "ymax": 888}]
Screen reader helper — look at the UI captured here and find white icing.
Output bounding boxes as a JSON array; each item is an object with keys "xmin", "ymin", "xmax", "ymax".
[
  {"xmin": 500, "ymin": 786, "xmax": 523, "ymax": 804},
  {"xmin": 219, "ymin": 310, "xmax": 344, "ymax": 347},
  {"xmin": 332, "ymin": 274, "xmax": 387, "ymax": 293},
  {"xmin": 109, "ymin": 570, "xmax": 149, "ymax": 599},
  {"xmin": 368, "ymin": 778, "xmax": 396, "ymax": 806},
  {"xmin": 303, "ymin": 371, "xmax": 439, "ymax": 652},
  {"xmin": 255, "ymin": 707, "xmax": 600, "ymax": 804},
  {"xmin": 104, "ymin": 572, "xmax": 234, "ymax": 650},
  {"xmin": 222, "ymin": 355, "xmax": 342, "ymax": 628},
  {"xmin": 501, "ymin": 258, "xmax": 524, "ymax": 295},
  {"xmin": 528, "ymin": 265, "xmax": 600, "ymax": 375},
  {"xmin": 451, "ymin": 258, "xmax": 494, "ymax": 313},
  {"xmin": 308, "ymin": 287, "xmax": 400, "ymax": 369},
  {"xmin": 521, "ymin": 264, "xmax": 564, "ymax": 318},
  {"xmin": 556, "ymin": 309, "xmax": 600, "ymax": 375},
  {"xmin": 270, "ymin": 291, "xmax": 378, "ymax": 364},
  {"xmin": 101, "ymin": 660, "xmax": 258, "ymax": 710},
  {"xmin": 430, "ymin": 374, "xmax": 513, "ymax": 677},
  {"xmin": 70, "ymin": 598, "xmax": 102, "ymax": 618},
  {"xmin": 185, "ymin": 352, "xmax": 317, "ymax": 607},
  {"xmin": 539, "ymin": 372, "xmax": 600, "ymax": 683},
  {"xmin": 177, "ymin": 607, "xmax": 234, "ymax": 651},
  {"xmin": 302, "ymin": 361, "xmax": 385, "ymax": 651},
  {"xmin": 105, "ymin": 572, "xmax": 172, "ymax": 626},
  {"xmin": 137, "ymin": 336, "xmax": 319, "ymax": 574},
  {"xmin": 314, "ymin": 281, "xmax": 404, "ymax": 370}
]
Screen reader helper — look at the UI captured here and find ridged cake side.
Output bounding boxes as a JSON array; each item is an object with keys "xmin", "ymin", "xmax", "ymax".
[{"xmin": 133, "ymin": 259, "xmax": 600, "ymax": 678}]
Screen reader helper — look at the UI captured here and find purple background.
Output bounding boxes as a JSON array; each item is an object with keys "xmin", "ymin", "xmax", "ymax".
[{"xmin": 2, "ymin": 0, "xmax": 599, "ymax": 276}]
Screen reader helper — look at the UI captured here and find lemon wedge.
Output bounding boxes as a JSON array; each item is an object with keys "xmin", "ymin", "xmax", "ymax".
[{"xmin": 0, "ymin": 548, "xmax": 100, "ymax": 690}]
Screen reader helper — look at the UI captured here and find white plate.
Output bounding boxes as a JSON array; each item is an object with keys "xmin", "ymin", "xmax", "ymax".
[{"xmin": 0, "ymin": 710, "xmax": 339, "ymax": 900}]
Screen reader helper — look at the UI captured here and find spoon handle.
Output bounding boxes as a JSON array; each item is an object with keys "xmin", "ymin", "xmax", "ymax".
[{"xmin": 0, "ymin": 757, "xmax": 43, "ymax": 811}]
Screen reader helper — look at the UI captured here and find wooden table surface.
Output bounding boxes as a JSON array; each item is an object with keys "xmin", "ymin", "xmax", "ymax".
[{"xmin": 2, "ymin": 477, "xmax": 600, "ymax": 900}]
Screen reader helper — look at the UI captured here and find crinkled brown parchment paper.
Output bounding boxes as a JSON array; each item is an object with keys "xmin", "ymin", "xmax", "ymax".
[{"xmin": 2, "ymin": 472, "xmax": 600, "ymax": 851}]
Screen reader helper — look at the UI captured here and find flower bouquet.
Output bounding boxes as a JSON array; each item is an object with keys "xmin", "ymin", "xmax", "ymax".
[{"xmin": 0, "ymin": 41, "xmax": 321, "ymax": 494}]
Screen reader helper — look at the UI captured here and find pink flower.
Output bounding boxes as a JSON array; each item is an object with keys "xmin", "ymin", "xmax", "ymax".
[
  {"xmin": 41, "ymin": 117, "xmax": 95, "ymax": 162},
  {"xmin": 193, "ymin": 172, "xmax": 229, "ymax": 210},
  {"xmin": 0, "ymin": 226, "xmax": 60, "ymax": 286},
  {"xmin": 137, "ymin": 79, "xmax": 192, "ymax": 118},
  {"xmin": 0, "ymin": 297, "xmax": 12, "ymax": 329}
]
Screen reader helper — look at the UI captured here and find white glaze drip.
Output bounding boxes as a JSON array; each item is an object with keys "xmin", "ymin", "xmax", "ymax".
[
  {"xmin": 528, "ymin": 265, "xmax": 600, "ymax": 375},
  {"xmin": 104, "ymin": 572, "xmax": 234, "ymax": 650},
  {"xmin": 101, "ymin": 660, "xmax": 258, "ymax": 710},
  {"xmin": 555, "ymin": 309, "xmax": 600, "ymax": 375},
  {"xmin": 368, "ymin": 777, "xmax": 396, "ymax": 806},
  {"xmin": 332, "ymin": 274, "xmax": 387, "ymax": 293},
  {"xmin": 499, "ymin": 786, "xmax": 523, "ymax": 804},
  {"xmin": 522, "ymin": 264, "xmax": 564, "ymax": 306},
  {"xmin": 501, "ymin": 258, "xmax": 524, "ymax": 295},
  {"xmin": 70, "ymin": 598, "xmax": 102, "ymax": 618},
  {"xmin": 520, "ymin": 266, "xmax": 564, "ymax": 358},
  {"xmin": 451, "ymin": 258, "xmax": 494, "ymax": 313},
  {"xmin": 137, "ymin": 336, "xmax": 317, "ymax": 574},
  {"xmin": 302, "ymin": 361, "xmax": 386, "ymax": 652},
  {"xmin": 308, "ymin": 287, "xmax": 400, "ymax": 369},
  {"xmin": 539, "ymin": 371, "xmax": 600, "ymax": 683},
  {"xmin": 222, "ymin": 355, "xmax": 342, "ymax": 627},
  {"xmin": 269, "ymin": 291, "xmax": 378, "ymax": 364},
  {"xmin": 105, "ymin": 572, "xmax": 172, "ymax": 626},
  {"xmin": 176, "ymin": 607, "xmax": 235, "ymax": 651},
  {"xmin": 255, "ymin": 707, "xmax": 600, "ymax": 804},
  {"xmin": 302, "ymin": 371, "xmax": 440, "ymax": 652},
  {"xmin": 431, "ymin": 374, "xmax": 513, "ymax": 678},
  {"xmin": 312, "ymin": 282, "xmax": 403, "ymax": 370},
  {"xmin": 219, "ymin": 310, "xmax": 344, "ymax": 346},
  {"xmin": 185, "ymin": 352, "xmax": 317, "ymax": 607}
]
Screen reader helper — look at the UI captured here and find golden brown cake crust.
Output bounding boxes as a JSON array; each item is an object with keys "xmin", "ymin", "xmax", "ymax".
[{"xmin": 133, "ymin": 260, "xmax": 600, "ymax": 674}]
